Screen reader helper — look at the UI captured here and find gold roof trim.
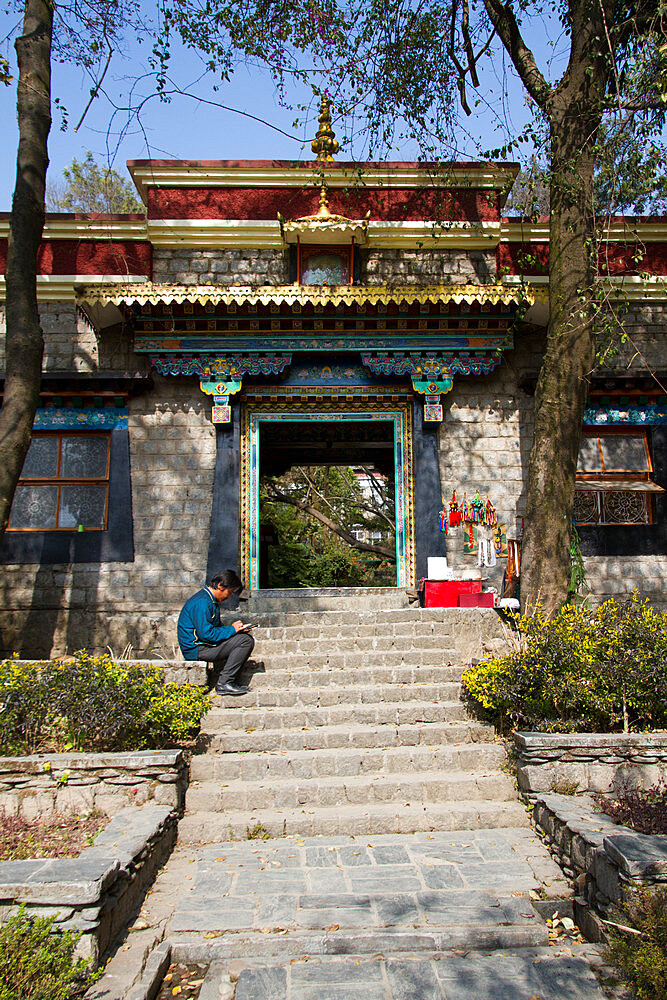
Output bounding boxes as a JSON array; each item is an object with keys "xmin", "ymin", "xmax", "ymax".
[{"xmin": 76, "ymin": 282, "xmax": 532, "ymax": 309}]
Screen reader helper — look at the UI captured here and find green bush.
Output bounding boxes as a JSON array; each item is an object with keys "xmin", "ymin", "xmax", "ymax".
[
  {"xmin": 0, "ymin": 653, "xmax": 210, "ymax": 754},
  {"xmin": 604, "ymin": 887, "xmax": 667, "ymax": 1000},
  {"xmin": 0, "ymin": 907, "xmax": 99, "ymax": 1000},
  {"xmin": 461, "ymin": 593, "xmax": 667, "ymax": 733}
]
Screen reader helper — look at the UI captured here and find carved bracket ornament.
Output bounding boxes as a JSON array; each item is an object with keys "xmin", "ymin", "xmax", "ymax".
[
  {"xmin": 150, "ymin": 354, "xmax": 292, "ymax": 377},
  {"xmin": 362, "ymin": 351, "xmax": 502, "ymax": 424},
  {"xmin": 199, "ymin": 379, "xmax": 243, "ymax": 396},
  {"xmin": 361, "ymin": 352, "xmax": 501, "ymax": 381}
]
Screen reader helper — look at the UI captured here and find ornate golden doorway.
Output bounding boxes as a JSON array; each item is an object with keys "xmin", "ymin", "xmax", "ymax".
[{"xmin": 240, "ymin": 401, "xmax": 415, "ymax": 590}]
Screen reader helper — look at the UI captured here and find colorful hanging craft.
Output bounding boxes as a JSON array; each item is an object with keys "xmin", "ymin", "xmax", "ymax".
[
  {"xmin": 483, "ymin": 496, "xmax": 498, "ymax": 527},
  {"xmin": 448, "ymin": 490, "xmax": 462, "ymax": 527},
  {"xmin": 458, "ymin": 488, "xmax": 499, "ymax": 527},
  {"xmin": 471, "ymin": 489, "xmax": 483, "ymax": 523},
  {"xmin": 439, "ymin": 503, "xmax": 448, "ymax": 534}
]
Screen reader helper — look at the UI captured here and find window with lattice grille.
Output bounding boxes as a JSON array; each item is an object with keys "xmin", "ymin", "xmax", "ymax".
[
  {"xmin": 8, "ymin": 432, "xmax": 110, "ymax": 532},
  {"xmin": 574, "ymin": 430, "xmax": 662, "ymax": 525}
]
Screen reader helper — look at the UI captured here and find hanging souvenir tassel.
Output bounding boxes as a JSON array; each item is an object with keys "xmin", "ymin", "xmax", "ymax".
[
  {"xmin": 439, "ymin": 504, "xmax": 448, "ymax": 534},
  {"xmin": 483, "ymin": 496, "xmax": 498, "ymax": 527},
  {"xmin": 471, "ymin": 489, "xmax": 483, "ymax": 524},
  {"xmin": 449, "ymin": 490, "xmax": 461, "ymax": 527}
]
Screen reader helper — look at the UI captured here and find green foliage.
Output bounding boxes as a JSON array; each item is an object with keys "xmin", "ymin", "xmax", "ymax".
[
  {"xmin": 461, "ymin": 593, "xmax": 667, "ymax": 733},
  {"xmin": 0, "ymin": 653, "xmax": 210, "ymax": 754},
  {"xmin": 0, "ymin": 907, "xmax": 99, "ymax": 1000},
  {"xmin": 260, "ymin": 464, "xmax": 396, "ymax": 588},
  {"xmin": 568, "ymin": 525, "xmax": 589, "ymax": 605},
  {"xmin": 47, "ymin": 152, "xmax": 142, "ymax": 214},
  {"xmin": 246, "ymin": 821, "xmax": 270, "ymax": 840},
  {"xmin": 507, "ymin": 141, "xmax": 667, "ymax": 220},
  {"xmin": 604, "ymin": 888, "xmax": 667, "ymax": 1000}
]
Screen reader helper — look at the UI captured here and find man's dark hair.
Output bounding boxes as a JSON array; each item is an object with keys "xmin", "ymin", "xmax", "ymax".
[{"xmin": 210, "ymin": 569, "xmax": 243, "ymax": 593}]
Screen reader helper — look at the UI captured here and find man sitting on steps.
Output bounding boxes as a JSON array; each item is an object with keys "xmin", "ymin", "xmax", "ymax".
[{"xmin": 177, "ymin": 569, "xmax": 255, "ymax": 696}]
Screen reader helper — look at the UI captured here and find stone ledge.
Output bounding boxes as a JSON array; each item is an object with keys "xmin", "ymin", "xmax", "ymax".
[
  {"xmin": 0, "ymin": 805, "xmax": 177, "ymax": 963},
  {"xmin": 604, "ymin": 833, "xmax": 667, "ymax": 880},
  {"xmin": 516, "ymin": 732, "xmax": 667, "ymax": 753},
  {"xmin": 515, "ymin": 731, "xmax": 667, "ymax": 795},
  {"xmin": 8, "ymin": 659, "xmax": 207, "ymax": 688},
  {"xmin": 130, "ymin": 660, "xmax": 207, "ymax": 687}
]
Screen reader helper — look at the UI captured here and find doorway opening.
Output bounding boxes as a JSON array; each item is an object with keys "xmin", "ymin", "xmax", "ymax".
[
  {"xmin": 259, "ymin": 419, "xmax": 396, "ymax": 588},
  {"xmin": 240, "ymin": 406, "xmax": 414, "ymax": 591}
]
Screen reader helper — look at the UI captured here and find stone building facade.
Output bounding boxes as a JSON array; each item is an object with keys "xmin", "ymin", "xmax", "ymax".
[{"xmin": 0, "ymin": 153, "xmax": 666, "ymax": 657}]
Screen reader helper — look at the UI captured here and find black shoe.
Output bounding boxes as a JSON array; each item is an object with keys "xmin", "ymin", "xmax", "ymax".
[{"xmin": 215, "ymin": 681, "xmax": 250, "ymax": 696}]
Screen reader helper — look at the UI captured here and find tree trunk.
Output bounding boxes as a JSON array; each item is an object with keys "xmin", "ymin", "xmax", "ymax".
[
  {"xmin": 0, "ymin": 0, "xmax": 52, "ymax": 543},
  {"xmin": 520, "ymin": 113, "xmax": 598, "ymax": 613}
]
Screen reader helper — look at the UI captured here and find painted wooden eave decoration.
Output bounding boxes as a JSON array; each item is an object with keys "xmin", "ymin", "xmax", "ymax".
[{"xmin": 76, "ymin": 281, "xmax": 532, "ymax": 310}]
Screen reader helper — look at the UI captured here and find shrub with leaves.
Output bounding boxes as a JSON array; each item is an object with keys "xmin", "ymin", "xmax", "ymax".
[
  {"xmin": 604, "ymin": 887, "xmax": 667, "ymax": 1000},
  {"xmin": 461, "ymin": 593, "xmax": 667, "ymax": 733},
  {"xmin": 0, "ymin": 907, "xmax": 99, "ymax": 1000},
  {"xmin": 594, "ymin": 781, "xmax": 667, "ymax": 836},
  {"xmin": 0, "ymin": 653, "xmax": 210, "ymax": 754}
]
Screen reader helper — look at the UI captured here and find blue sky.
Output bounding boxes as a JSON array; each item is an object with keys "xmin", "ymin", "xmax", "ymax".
[{"xmin": 0, "ymin": 9, "xmax": 566, "ymax": 210}]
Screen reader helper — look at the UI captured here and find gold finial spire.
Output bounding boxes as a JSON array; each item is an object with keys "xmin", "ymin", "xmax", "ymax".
[
  {"xmin": 316, "ymin": 182, "xmax": 331, "ymax": 218},
  {"xmin": 312, "ymin": 96, "xmax": 339, "ymax": 161}
]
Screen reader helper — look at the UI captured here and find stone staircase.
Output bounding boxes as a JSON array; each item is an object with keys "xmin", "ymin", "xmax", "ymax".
[
  {"xmin": 133, "ymin": 601, "xmax": 608, "ymax": 1000},
  {"xmin": 179, "ymin": 606, "xmax": 527, "ymax": 844}
]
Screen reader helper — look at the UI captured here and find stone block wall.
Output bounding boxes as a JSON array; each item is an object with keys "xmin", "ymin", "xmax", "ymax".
[
  {"xmin": 0, "ymin": 750, "xmax": 188, "ymax": 819},
  {"xmin": 531, "ymin": 793, "xmax": 667, "ymax": 926},
  {"xmin": 436, "ymin": 363, "xmax": 533, "ymax": 593},
  {"xmin": 599, "ymin": 302, "xmax": 667, "ymax": 373},
  {"xmin": 584, "ymin": 556, "xmax": 667, "ymax": 607},
  {"xmin": 0, "ymin": 303, "xmax": 99, "ymax": 371},
  {"xmin": 0, "ymin": 377, "xmax": 216, "ymax": 657},
  {"xmin": 363, "ymin": 248, "xmax": 496, "ymax": 285},
  {"xmin": 152, "ymin": 248, "xmax": 289, "ymax": 285}
]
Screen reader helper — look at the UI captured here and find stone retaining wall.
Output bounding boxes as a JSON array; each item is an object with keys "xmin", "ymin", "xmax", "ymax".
[
  {"xmin": 0, "ymin": 804, "xmax": 177, "ymax": 962},
  {"xmin": 531, "ymin": 792, "xmax": 667, "ymax": 930},
  {"xmin": 515, "ymin": 732, "xmax": 667, "ymax": 795},
  {"xmin": 0, "ymin": 750, "xmax": 188, "ymax": 819}
]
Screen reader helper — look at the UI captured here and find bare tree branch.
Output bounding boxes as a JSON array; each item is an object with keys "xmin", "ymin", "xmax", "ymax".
[
  {"xmin": 264, "ymin": 485, "xmax": 395, "ymax": 559},
  {"xmin": 481, "ymin": 0, "xmax": 553, "ymax": 109}
]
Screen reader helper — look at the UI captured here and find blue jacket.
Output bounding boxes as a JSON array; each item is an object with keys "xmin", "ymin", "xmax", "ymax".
[{"xmin": 177, "ymin": 587, "xmax": 235, "ymax": 660}]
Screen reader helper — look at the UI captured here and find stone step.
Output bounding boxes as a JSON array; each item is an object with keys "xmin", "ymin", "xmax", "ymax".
[
  {"xmin": 190, "ymin": 947, "xmax": 610, "ymax": 999},
  {"xmin": 250, "ymin": 648, "xmax": 459, "ymax": 671},
  {"xmin": 251, "ymin": 624, "xmax": 456, "ymax": 644},
  {"xmin": 240, "ymin": 663, "xmax": 466, "ymax": 688},
  {"xmin": 177, "ymin": 799, "xmax": 530, "ymax": 842},
  {"xmin": 172, "ymin": 920, "xmax": 546, "ymax": 964},
  {"xmin": 202, "ymin": 700, "xmax": 470, "ymax": 733},
  {"xmin": 189, "ymin": 742, "xmax": 507, "ymax": 782},
  {"xmin": 214, "ymin": 681, "xmax": 462, "ymax": 709},
  {"xmin": 186, "ymin": 769, "xmax": 518, "ymax": 812},
  {"xmin": 236, "ymin": 607, "xmax": 496, "ymax": 630},
  {"xmin": 204, "ymin": 720, "xmax": 494, "ymax": 753},
  {"xmin": 245, "ymin": 587, "xmax": 410, "ymax": 613}
]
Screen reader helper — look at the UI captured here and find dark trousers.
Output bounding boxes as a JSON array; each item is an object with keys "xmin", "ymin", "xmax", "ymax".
[{"xmin": 198, "ymin": 631, "xmax": 255, "ymax": 686}]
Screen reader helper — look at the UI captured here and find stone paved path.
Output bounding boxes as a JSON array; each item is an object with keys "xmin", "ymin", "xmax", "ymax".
[{"xmin": 135, "ymin": 827, "xmax": 615, "ymax": 999}]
